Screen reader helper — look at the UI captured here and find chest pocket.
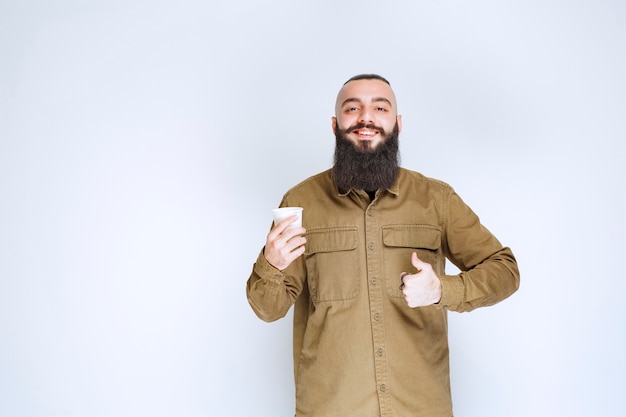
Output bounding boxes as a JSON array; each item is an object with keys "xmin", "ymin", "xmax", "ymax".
[
  {"xmin": 382, "ymin": 225, "xmax": 442, "ymax": 298},
  {"xmin": 304, "ymin": 226, "xmax": 359, "ymax": 302}
]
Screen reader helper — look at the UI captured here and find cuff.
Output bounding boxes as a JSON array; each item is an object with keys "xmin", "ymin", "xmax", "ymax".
[
  {"xmin": 437, "ymin": 274, "xmax": 464, "ymax": 308},
  {"xmin": 254, "ymin": 249, "xmax": 284, "ymax": 282}
]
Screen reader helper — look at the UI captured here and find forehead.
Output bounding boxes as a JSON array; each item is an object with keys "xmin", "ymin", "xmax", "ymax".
[{"xmin": 336, "ymin": 79, "xmax": 398, "ymax": 109}]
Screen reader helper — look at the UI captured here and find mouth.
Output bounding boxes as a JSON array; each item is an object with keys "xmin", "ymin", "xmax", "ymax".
[{"xmin": 351, "ymin": 127, "xmax": 382, "ymax": 140}]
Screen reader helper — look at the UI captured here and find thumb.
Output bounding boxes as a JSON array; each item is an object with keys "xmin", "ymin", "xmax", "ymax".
[{"xmin": 411, "ymin": 252, "xmax": 426, "ymax": 270}]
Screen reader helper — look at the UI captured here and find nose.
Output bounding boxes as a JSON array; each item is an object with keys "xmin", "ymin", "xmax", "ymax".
[{"xmin": 358, "ymin": 107, "xmax": 374, "ymax": 125}]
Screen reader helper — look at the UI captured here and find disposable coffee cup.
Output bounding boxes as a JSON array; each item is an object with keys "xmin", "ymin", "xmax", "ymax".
[{"xmin": 272, "ymin": 207, "xmax": 303, "ymax": 229}]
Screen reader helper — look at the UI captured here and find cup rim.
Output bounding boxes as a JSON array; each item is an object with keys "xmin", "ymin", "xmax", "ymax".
[{"xmin": 272, "ymin": 207, "xmax": 303, "ymax": 213}]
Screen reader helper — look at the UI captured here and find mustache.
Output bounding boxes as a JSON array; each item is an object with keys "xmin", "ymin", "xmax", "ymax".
[{"xmin": 346, "ymin": 123, "xmax": 386, "ymax": 135}]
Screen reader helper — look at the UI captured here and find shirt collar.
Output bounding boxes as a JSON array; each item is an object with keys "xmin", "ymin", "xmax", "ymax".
[{"xmin": 334, "ymin": 172, "xmax": 401, "ymax": 197}]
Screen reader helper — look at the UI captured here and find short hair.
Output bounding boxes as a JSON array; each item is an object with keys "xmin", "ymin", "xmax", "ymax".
[{"xmin": 343, "ymin": 74, "xmax": 390, "ymax": 86}]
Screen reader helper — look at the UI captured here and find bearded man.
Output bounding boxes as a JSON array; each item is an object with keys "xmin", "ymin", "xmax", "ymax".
[{"xmin": 246, "ymin": 74, "xmax": 520, "ymax": 417}]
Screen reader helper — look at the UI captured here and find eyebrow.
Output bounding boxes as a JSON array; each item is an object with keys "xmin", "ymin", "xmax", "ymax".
[{"xmin": 341, "ymin": 97, "xmax": 393, "ymax": 108}]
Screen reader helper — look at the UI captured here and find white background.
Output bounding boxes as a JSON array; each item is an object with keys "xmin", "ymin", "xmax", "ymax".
[{"xmin": 1, "ymin": 1, "xmax": 625, "ymax": 416}]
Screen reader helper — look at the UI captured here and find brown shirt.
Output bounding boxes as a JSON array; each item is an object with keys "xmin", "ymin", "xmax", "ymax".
[{"xmin": 247, "ymin": 168, "xmax": 520, "ymax": 417}]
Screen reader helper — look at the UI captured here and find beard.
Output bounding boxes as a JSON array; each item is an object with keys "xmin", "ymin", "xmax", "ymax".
[{"xmin": 332, "ymin": 121, "xmax": 400, "ymax": 192}]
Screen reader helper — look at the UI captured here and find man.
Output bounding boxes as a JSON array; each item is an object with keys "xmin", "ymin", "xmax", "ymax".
[{"xmin": 246, "ymin": 74, "xmax": 520, "ymax": 417}]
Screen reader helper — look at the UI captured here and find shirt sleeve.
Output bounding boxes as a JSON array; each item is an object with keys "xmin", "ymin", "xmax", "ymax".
[
  {"xmin": 246, "ymin": 246, "xmax": 307, "ymax": 322},
  {"xmin": 439, "ymin": 190, "xmax": 520, "ymax": 312}
]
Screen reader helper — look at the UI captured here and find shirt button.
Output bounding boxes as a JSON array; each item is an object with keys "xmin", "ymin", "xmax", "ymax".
[
  {"xmin": 368, "ymin": 242, "xmax": 374, "ymax": 250},
  {"xmin": 377, "ymin": 348, "xmax": 384, "ymax": 356},
  {"xmin": 370, "ymin": 277, "xmax": 377, "ymax": 285},
  {"xmin": 367, "ymin": 210, "xmax": 374, "ymax": 216},
  {"xmin": 380, "ymin": 384, "xmax": 387, "ymax": 392},
  {"xmin": 374, "ymin": 313, "xmax": 381, "ymax": 321}
]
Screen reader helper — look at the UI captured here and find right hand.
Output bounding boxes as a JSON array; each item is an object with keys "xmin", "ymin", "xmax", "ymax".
[{"xmin": 263, "ymin": 215, "xmax": 307, "ymax": 271}]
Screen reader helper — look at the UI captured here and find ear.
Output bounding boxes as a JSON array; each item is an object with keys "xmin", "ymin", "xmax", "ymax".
[
  {"xmin": 396, "ymin": 115, "xmax": 403, "ymax": 133},
  {"xmin": 331, "ymin": 116, "xmax": 337, "ymax": 134}
]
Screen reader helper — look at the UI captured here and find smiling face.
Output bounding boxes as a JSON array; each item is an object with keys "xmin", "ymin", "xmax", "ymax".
[{"xmin": 332, "ymin": 78, "xmax": 402, "ymax": 151}]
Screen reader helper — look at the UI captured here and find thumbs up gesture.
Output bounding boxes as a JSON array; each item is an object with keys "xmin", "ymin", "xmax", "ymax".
[{"xmin": 400, "ymin": 252, "xmax": 443, "ymax": 308}]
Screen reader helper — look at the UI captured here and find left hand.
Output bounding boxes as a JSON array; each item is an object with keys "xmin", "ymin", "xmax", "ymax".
[{"xmin": 400, "ymin": 252, "xmax": 442, "ymax": 308}]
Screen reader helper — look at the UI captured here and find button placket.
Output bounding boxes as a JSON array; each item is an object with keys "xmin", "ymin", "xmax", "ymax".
[{"xmin": 364, "ymin": 200, "xmax": 391, "ymax": 414}]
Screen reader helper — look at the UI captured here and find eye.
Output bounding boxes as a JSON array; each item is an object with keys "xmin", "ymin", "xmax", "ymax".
[
  {"xmin": 345, "ymin": 106, "xmax": 359, "ymax": 113},
  {"xmin": 376, "ymin": 106, "xmax": 388, "ymax": 112}
]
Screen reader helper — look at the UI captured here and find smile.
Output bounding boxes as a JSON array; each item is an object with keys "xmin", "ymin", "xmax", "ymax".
[{"xmin": 353, "ymin": 128, "xmax": 379, "ymax": 139}]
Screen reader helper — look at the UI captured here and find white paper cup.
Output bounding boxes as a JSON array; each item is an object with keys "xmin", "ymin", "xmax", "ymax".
[{"xmin": 272, "ymin": 207, "xmax": 303, "ymax": 229}]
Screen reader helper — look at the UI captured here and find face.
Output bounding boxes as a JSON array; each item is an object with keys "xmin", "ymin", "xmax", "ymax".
[{"xmin": 332, "ymin": 79, "xmax": 402, "ymax": 151}]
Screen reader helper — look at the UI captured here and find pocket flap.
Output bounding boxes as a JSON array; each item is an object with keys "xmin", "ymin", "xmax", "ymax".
[
  {"xmin": 382, "ymin": 225, "xmax": 441, "ymax": 250},
  {"xmin": 305, "ymin": 226, "xmax": 358, "ymax": 254}
]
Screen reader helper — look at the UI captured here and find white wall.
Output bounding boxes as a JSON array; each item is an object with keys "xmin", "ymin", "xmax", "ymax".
[{"xmin": 1, "ymin": 1, "xmax": 624, "ymax": 416}]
